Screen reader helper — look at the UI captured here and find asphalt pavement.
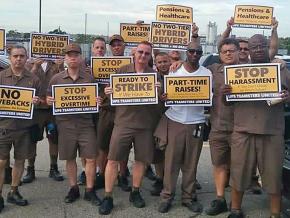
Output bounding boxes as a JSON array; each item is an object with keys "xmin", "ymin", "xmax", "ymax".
[{"xmin": 0, "ymin": 139, "xmax": 289, "ymax": 218}]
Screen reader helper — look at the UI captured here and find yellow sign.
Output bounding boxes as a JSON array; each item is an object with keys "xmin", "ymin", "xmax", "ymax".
[
  {"xmin": 156, "ymin": 4, "xmax": 193, "ymax": 23},
  {"xmin": 52, "ymin": 84, "xmax": 98, "ymax": 115},
  {"xmin": 233, "ymin": 5, "xmax": 273, "ymax": 29},
  {"xmin": 120, "ymin": 23, "xmax": 151, "ymax": 47},
  {"xmin": 225, "ymin": 63, "xmax": 281, "ymax": 101},
  {"xmin": 110, "ymin": 73, "xmax": 158, "ymax": 105},
  {"xmin": 0, "ymin": 85, "xmax": 35, "ymax": 119},
  {"xmin": 165, "ymin": 76, "xmax": 212, "ymax": 106},
  {"xmin": 91, "ymin": 56, "xmax": 133, "ymax": 84},
  {"xmin": 30, "ymin": 33, "xmax": 69, "ymax": 59},
  {"xmin": 0, "ymin": 29, "xmax": 5, "ymax": 55},
  {"xmin": 150, "ymin": 21, "xmax": 191, "ymax": 50}
]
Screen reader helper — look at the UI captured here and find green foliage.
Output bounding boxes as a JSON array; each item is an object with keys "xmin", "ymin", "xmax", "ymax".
[
  {"xmin": 74, "ymin": 34, "xmax": 103, "ymax": 44},
  {"xmin": 279, "ymin": 37, "xmax": 290, "ymax": 54},
  {"xmin": 48, "ymin": 28, "xmax": 67, "ymax": 35}
]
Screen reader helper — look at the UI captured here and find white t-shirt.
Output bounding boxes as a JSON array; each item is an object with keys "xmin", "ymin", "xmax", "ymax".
[
  {"xmin": 41, "ymin": 61, "xmax": 48, "ymax": 72},
  {"xmin": 165, "ymin": 65, "xmax": 212, "ymax": 125}
]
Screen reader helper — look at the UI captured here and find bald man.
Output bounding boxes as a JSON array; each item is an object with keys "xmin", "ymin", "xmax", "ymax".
[
  {"xmin": 225, "ymin": 34, "xmax": 290, "ymax": 218},
  {"xmin": 155, "ymin": 42, "xmax": 211, "ymax": 213}
]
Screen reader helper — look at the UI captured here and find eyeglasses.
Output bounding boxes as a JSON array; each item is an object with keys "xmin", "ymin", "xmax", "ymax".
[
  {"xmin": 136, "ymin": 50, "xmax": 151, "ymax": 56},
  {"xmin": 220, "ymin": 49, "xmax": 237, "ymax": 55},
  {"xmin": 187, "ymin": 49, "xmax": 203, "ymax": 55},
  {"xmin": 240, "ymin": 47, "xmax": 249, "ymax": 51}
]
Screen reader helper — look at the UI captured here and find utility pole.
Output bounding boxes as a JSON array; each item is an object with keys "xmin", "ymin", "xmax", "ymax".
[
  {"xmin": 39, "ymin": 0, "xmax": 42, "ymax": 32},
  {"xmin": 84, "ymin": 13, "xmax": 87, "ymax": 44}
]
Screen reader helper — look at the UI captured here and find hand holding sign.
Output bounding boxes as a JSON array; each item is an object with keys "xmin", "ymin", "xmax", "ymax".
[
  {"xmin": 227, "ymin": 17, "xmax": 235, "ymax": 28},
  {"xmin": 160, "ymin": 93, "xmax": 168, "ymax": 102},
  {"xmin": 281, "ymin": 90, "xmax": 290, "ymax": 102},
  {"xmin": 104, "ymin": 86, "xmax": 113, "ymax": 95},
  {"xmin": 32, "ymin": 96, "xmax": 40, "ymax": 105},
  {"xmin": 46, "ymin": 96, "xmax": 55, "ymax": 106},
  {"xmin": 222, "ymin": 84, "xmax": 232, "ymax": 95},
  {"xmin": 192, "ymin": 23, "xmax": 199, "ymax": 35},
  {"xmin": 96, "ymin": 96, "xmax": 103, "ymax": 106},
  {"xmin": 155, "ymin": 81, "xmax": 161, "ymax": 89},
  {"xmin": 272, "ymin": 17, "xmax": 278, "ymax": 30}
]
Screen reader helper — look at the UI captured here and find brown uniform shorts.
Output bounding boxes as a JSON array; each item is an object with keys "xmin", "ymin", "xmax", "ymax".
[
  {"xmin": 0, "ymin": 129, "xmax": 34, "ymax": 160},
  {"xmin": 230, "ymin": 131, "xmax": 284, "ymax": 194},
  {"xmin": 57, "ymin": 122, "xmax": 98, "ymax": 160},
  {"xmin": 108, "ymin": 125, "xmax": 154, "ymax": 164},
  {"xmin": 209, "ymin": 130, "xmax": 232, "ymax": 167},
  {"xmin": 96, "ymin": 109, "xmax": 114, "ymax": 152}
]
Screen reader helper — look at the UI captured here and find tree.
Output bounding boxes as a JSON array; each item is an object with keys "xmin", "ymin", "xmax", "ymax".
[
  {"xmin": 74, "ymin": 34, "xmax": 96, "ymax": 44},
  {"xmin": 279, "ymin": 37, "xmax": 290, "ymax": 55},
  {"xmin": 6, "ymin": 30, "xmax": 21, "ymax": 38},
  {"xmin": 48, "ymin": 27, "xmax": 67, "ymax": 35}
]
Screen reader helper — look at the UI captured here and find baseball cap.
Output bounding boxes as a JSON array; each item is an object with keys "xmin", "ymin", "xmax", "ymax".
[
  {"xmin": 65, "ymin": 43, "xmax": 82, "ymax": 54},
  {"xmin": 109, "ymin": 34, "xmax": 124, "ymax": 45}
]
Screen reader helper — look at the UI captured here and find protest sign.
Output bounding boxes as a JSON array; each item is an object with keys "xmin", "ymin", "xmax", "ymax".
[
  {"xmin": 0, "ymin": 29, "xmax": 5, "ymax": 55},
  {"xmin": 110, "ymin": 73, "xmax": 158, "ymax": 105},
  {"xmin": 224, "ymin": 63, "xmax": 281, "ymax": 101},
  {"xmin": 164, "ymin": 75, "xmax": 212, "ymax": 106},
  {"xmin": 120, "ymin": 23, "xmax": 150, "ymax": 47},
  {"xmin": 150, "ymin": 21, "xmax": 192, "ymax": 50},
  {"xmin": 0, "ymin": 85, "xmax": 35, "ymax": 119},
  {"xmin": 30, "ymin": 33, "xmax": 69, "ymax": 59},
  {"xmin": 52, "ymin": 84, "xmax": 98, "ymax": 115},
  {"xmin": 91, "ymin": 56, "xmax": 133, "ymax": 84},
  {"xmin": 233, "ymin": 5, "xmax": 273, "ymax": 29},
  {"xmin": 156, "ymin": 4, "xmax": 193, "ymax": 23}
]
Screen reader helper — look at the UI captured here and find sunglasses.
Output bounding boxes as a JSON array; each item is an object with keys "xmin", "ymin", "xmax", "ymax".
[
  {"xmin": 187, "ymin": 49, "xmax": 203, "ymax": 55},
  {"xmin": 136, "ymin": 50, "xmax": 151, "ymax": 56}
]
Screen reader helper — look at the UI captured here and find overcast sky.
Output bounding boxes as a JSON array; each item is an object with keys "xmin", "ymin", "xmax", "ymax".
[{"xmin": 1, "ymin": 0, "xmax": 289, "ymax": 37}]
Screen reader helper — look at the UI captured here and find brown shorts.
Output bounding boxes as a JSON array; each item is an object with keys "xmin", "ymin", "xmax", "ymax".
[
  {"xmin": 57, "ymin": 122, "xmax": 98, "ymax": 160},
  {"xmin": 96, "ymin": 109, "xmax": 115, "ymax": 152},
  {"xmin": 209, "ymin": 130, "xmax": 232, "ymax": 167},
  {"xmin": 34, "ymin": 109, "xmax": 55, "ymax": 138},
  {"xmin": 230, "ymin": 131, "xmax": 284, "ymax": 194},
  {"xmin": 108, "ymin": 125, "xmax": 154, "ymax": 164},
  {"xmin": 0, "ymin": 129, "xmax": 34, "ymax": 160}
]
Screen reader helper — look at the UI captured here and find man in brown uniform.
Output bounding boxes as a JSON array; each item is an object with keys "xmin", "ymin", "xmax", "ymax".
[
  {"xmin": 96, "ymin": 34, "xmax": 131, "ymax": 192},
  {"xmin": 99, "ymin": 41, "xmax": 159, "ymax": 215},
  {"xmin": 226, "ymin": 34, "xmax": 290, "ymax": 218},
  {"xmin": 0, "ymin": 45, "xmax": 41, "ymax": 211},
  {"xmin": 150, "ymin": 52, "xmax": 170, "ymax": 196},
  {"xmin": 0, "ymin": 61, "xmax": 12, "ymax": 185},
  {"xmin": 78, "ymin": 36, "xmax": 107, "ymax": 187},
  {"xmin": 47, "ymin": 43, "xmax": 101, "ymax": 205},
  {"xmin": 205, "ymin": 38, "xmax": 239, "ymax": 215},
  {"xmin": 22, "ymin": 58, "xmax": 64, "ymax": 183}
]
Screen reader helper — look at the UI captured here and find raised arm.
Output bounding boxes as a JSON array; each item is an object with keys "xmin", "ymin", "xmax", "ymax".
[{"xmin": 269, "ymin": 17, "xmax": 279, "ymax": 60}]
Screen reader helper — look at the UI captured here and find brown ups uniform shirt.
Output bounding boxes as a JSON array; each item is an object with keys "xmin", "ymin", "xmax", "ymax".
[
  {"xmin": 47, "ymin": 70, "xmax": 96, "ymax": 127},
  {"xmin": 233, "ymin": 68, "xmax": 290, "ymax": 135},
  {"xmin": 113, "ymin": 63, "xmax": 159, "ymax": 129},
  {"xmin": 27, "ymin": 61, "xmax": 62, "ymax": 109},
  {"xmin": 208, "ymin": 63, "xmax": 234, "ymax": 132},
  {"xmin": 0, "ymin": 68, "xmax": 41, "ymax": 129}
]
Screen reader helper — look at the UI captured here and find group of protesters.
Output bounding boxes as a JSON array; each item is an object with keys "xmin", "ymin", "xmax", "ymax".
[{"xmin": 0, "ymin": 16, "xmax": 289, "ymax": 218}]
